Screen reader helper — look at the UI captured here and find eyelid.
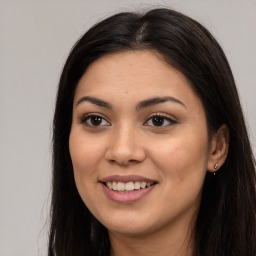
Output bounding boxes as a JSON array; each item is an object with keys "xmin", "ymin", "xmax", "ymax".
[
  {"xmin": 80, "ymin": 113, "xmax": 111, "ymax": 126},
  {"xmin": 79, "ymin": 112, "xmax": 176, "ymax": 127},
  {"xmin": 144, "ymin": 113, "xmax": 177, "ymax": 126}
]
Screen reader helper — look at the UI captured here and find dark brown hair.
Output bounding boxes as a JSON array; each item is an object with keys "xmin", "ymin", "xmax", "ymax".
[{"xmin": 49, "ymin": 8, "xmax": 256, "ymax": 256}]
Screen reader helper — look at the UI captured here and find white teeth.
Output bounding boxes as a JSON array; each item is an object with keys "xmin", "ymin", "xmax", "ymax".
[
  {"xmin": 106, "ymin": 182, "xmax": 112, "ymax": 189},
  {"xmin": 125, "ymin": 181, "xmax": 134, "ymax": 191},
  {"xmin": 105, "ymin": 181, "xmax": 154, "ymax": 192},
  {"xmin": 134, "ymin": 181, "xmax": 140, "ymax": 189},
  {"xmin": 141, "ymin": 181, "xmax": 146, "ymax": 189},
  {"xmin": 117, "ymin": 182, "xmax": 125, "ymax": 191},
  {"xmin": 112, "ymin": 181, "xmax": 117, "ymax": 191}
]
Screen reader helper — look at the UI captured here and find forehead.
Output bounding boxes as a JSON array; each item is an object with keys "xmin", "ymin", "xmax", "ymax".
[{"xmin": 74, "ymin": 50, "xmax": 201, "ymax": 110}]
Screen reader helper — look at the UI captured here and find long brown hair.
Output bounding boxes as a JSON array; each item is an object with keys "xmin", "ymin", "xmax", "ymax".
[{"xmin": 49, "ymin": 8, "xmax": 256, "ymax": 256}]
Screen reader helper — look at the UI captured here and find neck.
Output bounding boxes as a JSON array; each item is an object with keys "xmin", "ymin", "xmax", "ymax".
[{"xmin": 108, "ymin": 219, "xmax": 195, "ymax": 256}]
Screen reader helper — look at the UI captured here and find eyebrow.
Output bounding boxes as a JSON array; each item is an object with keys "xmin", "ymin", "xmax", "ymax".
[
  {"xmin": 76, "ymin": 96, "xmax": 112, "ymax": 109},
  {"xmin": 76, "ymin": 96, "xmax": 186, "ymax": 109},
  {"xmin": 136, "ymin": 96, "xmax": 186, "ymax": 110}
]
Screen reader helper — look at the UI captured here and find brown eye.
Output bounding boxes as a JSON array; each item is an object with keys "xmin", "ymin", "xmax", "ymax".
[
  {"xmin": 82, "ymin": 114, "xmax": 110, "ymax": 127},
  {"xmin": 152, "ymin": 116, "xmax": 165, "ymax": 126},
  {"xmin": 90, "ymin": 116, "xmax": 103, "ymax": 126},
  {"xmin": 144, "ymin": 115, "xmax": 176, "ymax": 127}
]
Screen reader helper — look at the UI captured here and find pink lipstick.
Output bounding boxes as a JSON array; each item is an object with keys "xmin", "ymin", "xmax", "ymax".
[{"xmin": 100, "ymin": 175, "xmax": 157, "ymax": 203}]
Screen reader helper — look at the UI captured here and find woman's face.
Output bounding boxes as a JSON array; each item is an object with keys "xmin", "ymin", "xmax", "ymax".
[{"xmin": 69, "ymin": 50, "xmax": 212, "ymax": 237}]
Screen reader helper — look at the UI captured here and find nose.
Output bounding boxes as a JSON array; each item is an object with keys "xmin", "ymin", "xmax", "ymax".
[{"xmin": 105, "ymin": 125, "xmax": 146, "ymax": 166}]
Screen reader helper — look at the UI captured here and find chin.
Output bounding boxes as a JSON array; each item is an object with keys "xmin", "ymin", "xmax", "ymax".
[
  {"xmin": 99, "ymin": 214, "xmax": 158, "ymax": 237},
  {"xmin": 107, "ymin": 224, "xmax": 153, "ymax": 237}
]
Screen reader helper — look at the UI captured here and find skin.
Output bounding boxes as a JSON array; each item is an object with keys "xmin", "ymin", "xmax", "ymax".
[{"xmin": 69, "ymin": 50, "xmax": 229, "ymax": 256}]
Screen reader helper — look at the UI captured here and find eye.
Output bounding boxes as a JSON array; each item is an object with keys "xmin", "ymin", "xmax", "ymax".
[
  {"xmin": 144, "ymin": 114, "xmax": 176, "ymax": 127},
  {"xmin": 81, "ymin": 114, "xmax": 110, "ymax": 127}
]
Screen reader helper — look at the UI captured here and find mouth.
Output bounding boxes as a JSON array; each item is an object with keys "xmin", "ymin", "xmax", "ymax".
[
  {"xmin": 100, "ymin": 175, "xmax": 158, "ymax": 203},
  {"xmin": 101, "ymin": 180, "xmax": 156, "ymax": 192},
  {"xmin": 100, "ymin": 175, "xmax": 158, "ymax": 192}
]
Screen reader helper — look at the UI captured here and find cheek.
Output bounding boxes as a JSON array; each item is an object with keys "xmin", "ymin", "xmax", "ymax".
[
  {"xmin": 150, "ymin": 131, "xmax": 209, "ymax": 181},
  {"xmin": 69, "ymin": 131, "xmax": 106, "ymax": 201},
  {"xmin": 149, "ymin": 134, "xmax": 209, "ymax": 214},
  {"xmin": 69, "ymin": 132, "xmax": 104, "ymax": 174},
  {"xmin": 69, "ymin": 131, "xmax": 106, "ymax": 211}
]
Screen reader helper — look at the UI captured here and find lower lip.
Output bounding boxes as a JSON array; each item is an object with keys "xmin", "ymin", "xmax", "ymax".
[{"xmin": 101, "ymin": 183, "xmax": 155, "ymax": 203}]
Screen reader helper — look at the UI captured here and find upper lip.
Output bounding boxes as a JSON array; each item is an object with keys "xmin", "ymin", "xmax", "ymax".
[{"xmin": 100, "ymin": 175, "xmax": 157, "ymax": 183}]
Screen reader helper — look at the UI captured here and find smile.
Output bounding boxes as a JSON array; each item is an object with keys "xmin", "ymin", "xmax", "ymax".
[
  {"xmin": 100, "ymin": 175, "xmax": 158, "ymax": 203},
  {"xmin": 104, "ymin": 181, "xmax": 155, "ymax": 192}
]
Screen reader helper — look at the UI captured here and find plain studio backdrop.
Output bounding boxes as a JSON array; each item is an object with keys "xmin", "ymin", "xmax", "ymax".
[{"xmin": 0, "ymin": 0, "xmax": 255, "ymax": 255}]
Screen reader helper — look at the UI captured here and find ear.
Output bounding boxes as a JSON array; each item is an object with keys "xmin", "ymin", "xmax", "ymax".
[{"xmin": 207, "ymin": 124, "xmax": 229, "ymax": 173}]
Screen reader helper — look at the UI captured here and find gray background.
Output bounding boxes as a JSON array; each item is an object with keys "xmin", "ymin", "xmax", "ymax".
[{"xmin": 0, "ymin": 0, "xmax": 255, "ymax": 255}]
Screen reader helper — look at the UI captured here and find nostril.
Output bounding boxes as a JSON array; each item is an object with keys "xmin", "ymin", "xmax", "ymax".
[
  {"xmin": 107, "ymin": 158, "xmax": 139, "ymax": 166},
  {"xmin": 104, "ymin": 137, "xmax": 146, "ymax": 165}
]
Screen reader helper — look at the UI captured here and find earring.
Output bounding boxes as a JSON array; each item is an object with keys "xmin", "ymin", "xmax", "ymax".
[{"xmin": 213, "ymin": 163, "xmax": 219, "ymax": 175}]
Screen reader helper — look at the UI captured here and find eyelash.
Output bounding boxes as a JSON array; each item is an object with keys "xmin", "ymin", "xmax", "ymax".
[
  {"xmin": 80, "ymin": 113, "xmax": 110, "ymax": 127},
  {"xmin": 80, "ymin": 113, "xmax": 176, "ymax": 128},
  {"xmin": 144, "ymin": 114, "xmax": 177, "ymax": 127}
]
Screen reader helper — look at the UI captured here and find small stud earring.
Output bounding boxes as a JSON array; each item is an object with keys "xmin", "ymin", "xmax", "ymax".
[{"xmin": 214, "ymin": 163, "xmax": 219, "ymax": 169}]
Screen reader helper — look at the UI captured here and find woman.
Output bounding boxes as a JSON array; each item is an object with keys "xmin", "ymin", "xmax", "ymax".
[{"xmin": 48, "ymin": 8, "xmax": 256, "ymax": 256}]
